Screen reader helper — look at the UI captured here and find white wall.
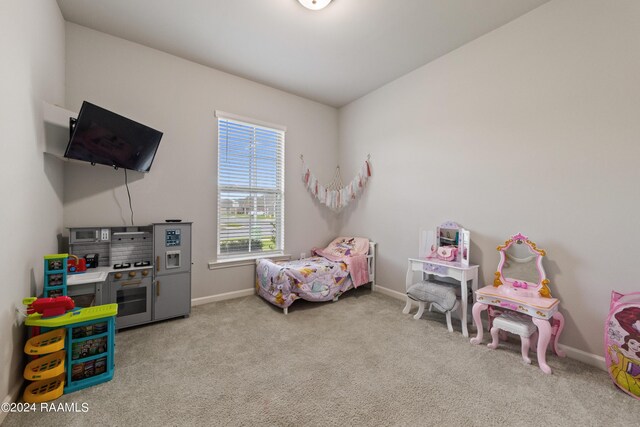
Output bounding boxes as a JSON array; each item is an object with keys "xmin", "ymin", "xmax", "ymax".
[
  {"xmin": 63, "ymin": 23, "xmax": 340, "ymax": 298},
  {"xmin": 0, "ymin": 0, "xmax": 65, "ymax": 412},
  {"xmin": 338, "ymin": 0, "xmax": 640, "ymax": 356}
]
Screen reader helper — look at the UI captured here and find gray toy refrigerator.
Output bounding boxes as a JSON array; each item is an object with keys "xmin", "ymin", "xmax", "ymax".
[{"xmin": 153, "ymin": 222, "xmax": 192, "ymax": 321}]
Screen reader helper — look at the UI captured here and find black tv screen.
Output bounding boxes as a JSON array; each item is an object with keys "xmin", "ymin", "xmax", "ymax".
[{"xmin": 64, "ymin": 101, "xmax": 163, "ymax": 173}]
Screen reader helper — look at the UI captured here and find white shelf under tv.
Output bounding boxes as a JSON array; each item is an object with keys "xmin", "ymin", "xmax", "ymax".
[{"xmin": 43, "ymin": 101, "xmax": 76, "ymax": 158}]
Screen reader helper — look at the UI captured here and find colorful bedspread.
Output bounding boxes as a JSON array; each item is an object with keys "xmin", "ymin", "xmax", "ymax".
[
  {"xmin": 256, "ymin": 256, "xmax": 353, "ymax": 309},
  {"xmin": 314, "ymin": 237, "xmax": 371, "ymax": 287}
]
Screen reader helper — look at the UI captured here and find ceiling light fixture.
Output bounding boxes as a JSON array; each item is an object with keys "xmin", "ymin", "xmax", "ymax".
[{"xmin": 298, "ymin": 0, "xmax": 332, "ymax": 11}]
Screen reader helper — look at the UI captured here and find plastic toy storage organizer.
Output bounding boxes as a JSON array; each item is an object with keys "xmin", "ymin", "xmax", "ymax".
[
  {"xmin": 69, "ymin": 321, "xmax": 110, "ymax": 386},
  {"xmin": 24, "ymin": 305, "xmax": 117, "ymax": 402},
  {"xmin": 43, "ymin": 254, "xmax": 68, "ymax": 298}
]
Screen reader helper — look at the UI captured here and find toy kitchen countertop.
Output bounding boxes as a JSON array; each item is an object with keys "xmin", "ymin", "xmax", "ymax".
[{"xmin": 67, "ymin": 265, "xmax": 153, "ymax": 286}]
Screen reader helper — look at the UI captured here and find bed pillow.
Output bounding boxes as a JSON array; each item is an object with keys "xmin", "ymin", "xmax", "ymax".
[{"xmin": 316, "ymin": 237, "xmax": 369, "ymax": 260}]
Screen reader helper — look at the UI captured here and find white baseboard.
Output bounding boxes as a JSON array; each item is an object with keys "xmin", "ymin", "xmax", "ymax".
[
  {"xmin": 557, "ymin": 344, "xmax": 606, "ymax": 371},
  {"xmin": 1, "ymin": 380, "xmax": 23, "ymax": 425},
  {"xmin": 374, "ymin": 284, "xmax": 406, "ymax": 301},
  {"xmin": 191, "ymin": 288, "xmax": 255, "ymax": 306},
  {"xmin": 373, "ymin": 284, "xmax": 606, "ymax": 371}
]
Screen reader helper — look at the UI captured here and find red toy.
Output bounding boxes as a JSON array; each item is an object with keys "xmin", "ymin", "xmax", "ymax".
[
  {"xmin": 67, "ymin": 255, "xmax": 87, "ymax": 273},
  {"xmin": 24, "ymin": 297, "xmax": 75, "ymax": 318}
]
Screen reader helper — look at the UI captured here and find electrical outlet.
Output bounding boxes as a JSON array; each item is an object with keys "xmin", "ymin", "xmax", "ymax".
[
  {"xmin": 300, "ymin": 252, "xmax": 306, "ymax": 259},
  {"xmin": 15, "ymin": 305, "xmax": 26, "ymax": 321}
]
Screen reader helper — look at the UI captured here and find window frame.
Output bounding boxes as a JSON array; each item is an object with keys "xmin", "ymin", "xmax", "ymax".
[{"xmin": 215, "ymin": 111, "xmax": 286, "ymax": 260}]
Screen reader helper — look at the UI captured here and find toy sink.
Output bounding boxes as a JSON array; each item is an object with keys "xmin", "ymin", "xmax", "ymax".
[{"xmin": 67, "ymin": 271, "xmax": 108, "ymax": 285}]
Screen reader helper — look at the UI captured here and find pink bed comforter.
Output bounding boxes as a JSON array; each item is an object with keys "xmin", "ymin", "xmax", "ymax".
[
  {"xmin": 255, "ymin": 237, "xmax": 371, "ymax": 309},
  {"xmin": 314, "ymin": 237, "xmax": 370, "ymax": 287},
  {"xmin": 255, "ymin": 256, "xmax": 353, "ymax": 308}
]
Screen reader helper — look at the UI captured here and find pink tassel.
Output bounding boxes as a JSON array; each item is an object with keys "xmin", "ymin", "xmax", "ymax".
[{"xmin": 302, "ymin": 158, "xmax": 371, "ymax": 211}]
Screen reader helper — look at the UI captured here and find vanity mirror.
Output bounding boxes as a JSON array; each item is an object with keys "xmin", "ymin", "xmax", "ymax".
[
  {"xmin": 422, "ymin": 221, "xmax": 470, "ymax": 266},
  {"xmin": 494, "ymin": 233, "xmax": 551, "ymax": 298}
]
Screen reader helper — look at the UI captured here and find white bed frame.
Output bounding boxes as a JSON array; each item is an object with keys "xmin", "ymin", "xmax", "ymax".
[
  {"xmin": 282, "ymin": 242, "xmax": 376, "ymax": 315},
  {"xmin": 367, "ymin": 241, "xmax": 377, "ymax": 291}
]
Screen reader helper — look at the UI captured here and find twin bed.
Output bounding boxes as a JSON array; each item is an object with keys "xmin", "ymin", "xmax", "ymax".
[{"xmin": 255, "ymin": 237, "xmax": 376, "ymax": 314}]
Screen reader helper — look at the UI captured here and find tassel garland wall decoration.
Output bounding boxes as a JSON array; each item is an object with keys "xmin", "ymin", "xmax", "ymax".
[{"xmin": 301, "ymin": 155, "xmax": 371, "ymax": 212}]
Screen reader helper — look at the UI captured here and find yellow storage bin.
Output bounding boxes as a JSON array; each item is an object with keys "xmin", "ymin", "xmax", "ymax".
[
  {"xmin": 23, "ymin": 374, "xmax": 65, "ymax": 403},
  {"xmin": 24, "ymin": 350, "xmax": 65, "ymax": 381},
  {"xmin": 24, "ymin": 328, "xmax": 66, "ymax": 355}
]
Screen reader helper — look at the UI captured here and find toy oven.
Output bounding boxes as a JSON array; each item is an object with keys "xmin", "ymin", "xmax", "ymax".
[{"xmin": 109, "ymin": 270, "xmax": 152, "ymax": 329}]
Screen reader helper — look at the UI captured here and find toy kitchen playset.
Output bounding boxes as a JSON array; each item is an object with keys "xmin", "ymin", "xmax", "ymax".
[{"xmin": 65, "ymin": 222, "xmax": 192, "ymax": 329}]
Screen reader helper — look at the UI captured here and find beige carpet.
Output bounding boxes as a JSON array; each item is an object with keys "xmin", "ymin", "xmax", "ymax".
[{"xmin": 4, "ymin": 289, "xmax": 639, "ymax": 426}]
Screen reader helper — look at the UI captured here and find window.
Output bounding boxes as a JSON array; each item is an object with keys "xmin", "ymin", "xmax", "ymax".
[{"xmin": 216, "ymin": 111, "xmax": 285, "ymax": 259}]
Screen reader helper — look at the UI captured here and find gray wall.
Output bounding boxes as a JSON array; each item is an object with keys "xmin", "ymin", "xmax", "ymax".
[
  {"xmin": 63, "ymin": 23, "xmax": 340, "ymax": 299},
  {"xmin": 337, "ymin": 0, "xmax": 640, "ymax": 356},
  {"xmin": 0, "ymin": 0, "xmax": 65, "ymax": 409}
]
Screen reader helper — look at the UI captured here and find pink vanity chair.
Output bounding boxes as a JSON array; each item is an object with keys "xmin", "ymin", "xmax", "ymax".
[{"xmin": 470, "ymin": 233, "xmax": 565, "ymax": 374}]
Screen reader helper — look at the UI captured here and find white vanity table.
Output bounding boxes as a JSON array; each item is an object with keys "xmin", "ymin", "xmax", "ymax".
[{"xmin": 404, "ymin": 258, "xmax": 479, "ymax": 337}]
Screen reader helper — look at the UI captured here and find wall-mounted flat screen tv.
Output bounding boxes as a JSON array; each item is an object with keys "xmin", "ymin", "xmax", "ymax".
[{"xmin": 64, "ymin": 101, "xmax": 163, "ymax": 173}]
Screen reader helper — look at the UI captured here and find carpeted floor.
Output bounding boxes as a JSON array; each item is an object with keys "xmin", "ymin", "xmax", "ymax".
[{"xmin": 4, "ymin": 289, "xmax": 640, "ymax": 426}]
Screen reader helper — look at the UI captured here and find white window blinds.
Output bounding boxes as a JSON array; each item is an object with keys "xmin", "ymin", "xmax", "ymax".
[{"xmin": 217, "ymin": 113, "xmax": 285, "ymax": 258}]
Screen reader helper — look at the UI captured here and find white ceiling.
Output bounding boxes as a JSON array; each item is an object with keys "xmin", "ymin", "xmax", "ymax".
[{"xmin": 56, "ymin": 0, "xmax": 550, "ymax": 107}]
